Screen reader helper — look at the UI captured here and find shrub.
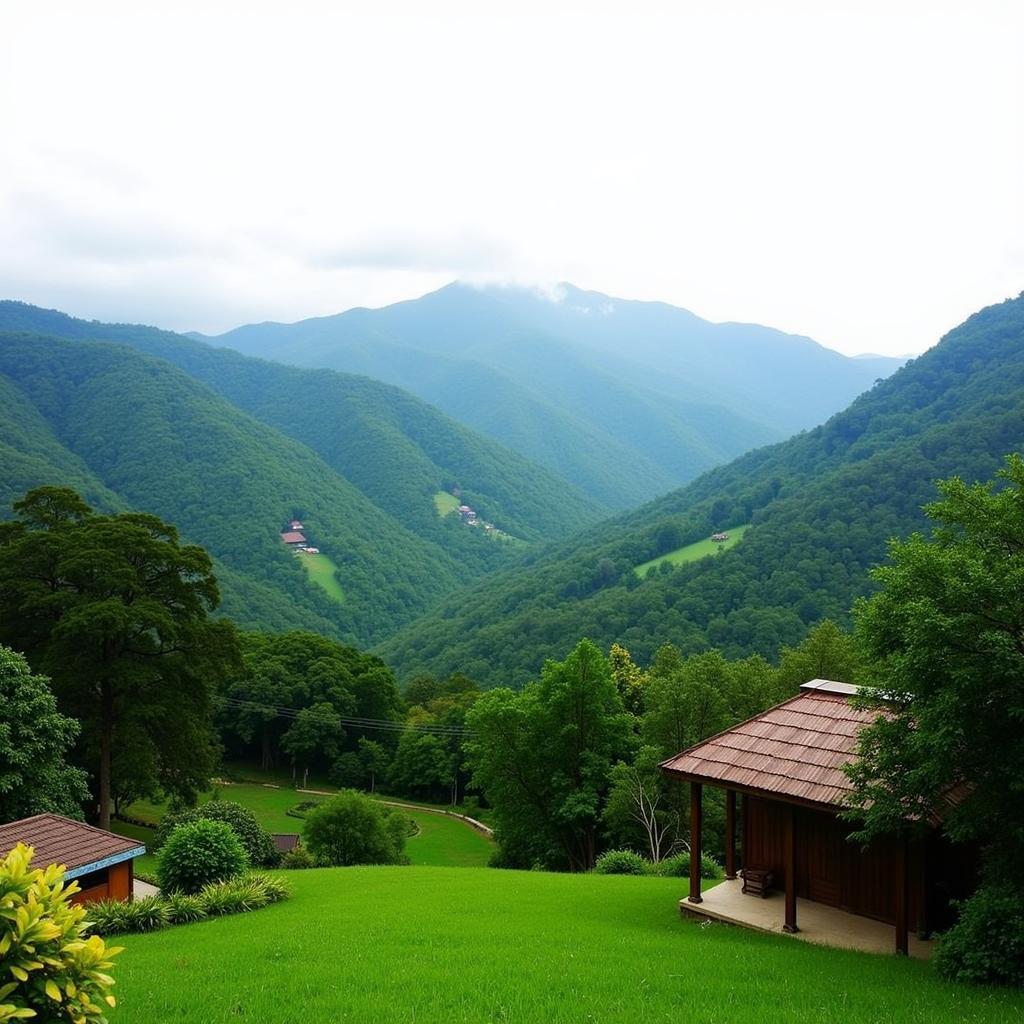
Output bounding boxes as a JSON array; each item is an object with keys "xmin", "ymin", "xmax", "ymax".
[
  {"xmin": 594, "ymin": 850, "xmax": 648, "ymax": 875},
  {"xmin": 155, "ymin": 801, "xmax": 278, "ymax": 867},
  {"xmin": 198, "ymin": 873, "xmax": 291, "ymax": 916},
  {"xmin": 165, "ymin": 893, "xmax": 208, "ymax": 925},
  {"xmin": 0, "ymin": 841, "xmax": 122, "ymax": 1023},
  {"xmin": 281, "ymin": 845, "xmax": 317, "ymax": 869},
  {"xmin": 654, "ymin": 852, "xmax": 722, "ymax": 879},
  {"xmin": 935, "ymin": 885, "xmax": 1024, "ymax": 986},
  {"xmin": 157, "ymin": 819, "xmax": 249, "ymax": 894},
  {"xmin": 302, "ymin": 790, "xmax": 408, "ymax": 866}
]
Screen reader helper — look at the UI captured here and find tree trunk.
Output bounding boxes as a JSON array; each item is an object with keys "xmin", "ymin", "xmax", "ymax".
[
  {"xmin": 261, "ymin": 727, "xmax": 272, "ymax": 771},
  {"xmin": 98, "ymin": 681, "xmax": 114, "ymax": 830}
]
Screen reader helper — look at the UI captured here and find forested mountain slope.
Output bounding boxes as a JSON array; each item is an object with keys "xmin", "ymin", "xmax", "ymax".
[
  {"xmin": 203, "ymin": 282, "xmax": 902, "ymax": 507},
  {"xmin": 377, "ymin": 291, "xmax": 1024, "ymax": 687},
  {"xmin": 0, "ymin": 332, "xmax": 481, "ymax": 644},
  {"xmin": 0, "ymin": 303, "xmax": 606, "ymax": 571}
]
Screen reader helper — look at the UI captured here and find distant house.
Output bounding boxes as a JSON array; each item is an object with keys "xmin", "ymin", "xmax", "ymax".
[
  {"xmin": 662, "ymin": 680, "xmax": 974, "ymax": 955},
  {"xmin": 281, "ymin": 530, "xmax": 306, "ymax": 546},
  {"xmin": 271, "ymin": 833, "xmax": 300, "ymax": 855},
  {"xmin": 289, "ymin": 519, "xmax": 304, "ymax": 530},
  {"xmin": 711, "ymin": 532, "xmax": 730, "ymax": 543},
  {"xmin": 0, "ymin": 814, "xmax": 145, "ymax": 906}
]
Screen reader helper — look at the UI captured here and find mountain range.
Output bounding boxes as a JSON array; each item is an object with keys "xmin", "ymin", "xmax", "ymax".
[
  {"xmin": 375, "ymin": 291, "xmax": 1024, "ymax": 686},
  {"xmin": 198, "ymin": 283, "xmax": 903, "ymax": 508},
  {"xmin": 0, "ymin": 303, "xmax": 605, "ymax": 646}
]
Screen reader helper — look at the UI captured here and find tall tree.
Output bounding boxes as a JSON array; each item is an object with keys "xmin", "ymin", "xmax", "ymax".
[
  {"xmin": 0, "ymin": 487, "xmax": 239, "ymax": 828},
  {"xmin": 466, "ymin": 639, "xmax": 634, "ymax": 871},
  {"xmin": 0, "ymin": 645, "xmax": 89, "ymax": 822},
  {"xmin": 846, "ymin": 457, "xmax": 1024, "ymax": 983}
]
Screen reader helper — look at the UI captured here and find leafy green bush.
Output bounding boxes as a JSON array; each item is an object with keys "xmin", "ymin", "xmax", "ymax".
[
  {"xmin": 935, "ymin": 886, "xmax": 1024, "ymax": 986},
  {"xmin": 654, "ymin": 852, "xmax": 722, "ymax": 879},
  {"xmin": 594, "ymin": 850, "xmax": 648, "ymax": 875},
  {"xmin": 0, "ymin": 841, "xmax": 122, "ymax": 1023},
  {"xmin": 157, "ymin": 819, "xmax": 249, "ymax": 894},
  {"xmin": 280, "ymin": 845, "xmax": 317, "ymax": 869},
  {"xmin": 165, "ymin": 893, "xmax": 208, "ymax": 925},
  {"xmin": 155, "ymin": 801, "xmax": 278, "ymax": 866},
  {"xmin": 302, "ymin": 790, "xmax": 408, "ymax": 866},
  {"xmin": 198, "ymin": 873, "xmax": 290, "ymax": 916}
]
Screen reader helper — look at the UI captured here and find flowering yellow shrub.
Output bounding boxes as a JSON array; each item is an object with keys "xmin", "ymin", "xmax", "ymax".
[{"xmin": 0, "ymin": 843, "xmax": 122, "ymax": 1023}]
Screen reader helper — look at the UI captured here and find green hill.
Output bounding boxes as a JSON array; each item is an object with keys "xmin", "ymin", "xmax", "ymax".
[
  {"xmin": 201, "ymin": 282, "xmax": 903, "ymax": 508},
  {"xmin": 109, "ymin": 868, "xmax": 1021, "ymax": 1024},
  {"xmin": 0, "ymin": 303, "xmax": 608, "ymax": 573},
  {"xmin": 377, "ymin": 291, "xmax": 1024, "ymax": 686},
  {"xmin": 0, "ymin": 331, "xmax": 474, "ymax": 645}
]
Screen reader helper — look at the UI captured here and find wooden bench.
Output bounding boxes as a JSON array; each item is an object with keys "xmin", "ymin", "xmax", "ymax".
[{"xmin": 741, "ymin": 867, "xmax": 774, "ymax": 898}]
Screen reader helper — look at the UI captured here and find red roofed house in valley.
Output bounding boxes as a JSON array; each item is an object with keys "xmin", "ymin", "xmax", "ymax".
[
  {"xmin": 0, "ymin": 814, "xmax": 145, "ymax": 905},
  {"xmin": 280, "ymin": 530, "xmax": 306, "ymax": 546},
  {"xmin": 661, "ymin": 679, "xmax": 975, "ymax": 956}
]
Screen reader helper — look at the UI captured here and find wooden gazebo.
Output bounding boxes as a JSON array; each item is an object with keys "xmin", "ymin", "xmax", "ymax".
[{"xmin": 661, "ymin": 679, "xmax": 974, "ymax": 954}]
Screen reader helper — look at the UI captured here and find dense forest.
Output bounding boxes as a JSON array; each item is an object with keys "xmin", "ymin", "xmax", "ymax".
[
  {"xmin": 377, "ymin": 292, "xmax": 1024, "ymax": 686},
  {"xmin": 0, "ymin": 302, "xmax": 606, "ymax": 559},
  {"xmin": 205, "ymin": 282, "xmax": 901, "ymax": 507},
  {"xmin": 0, "ymin": 333, "xmax": 471, "ymax": 644}
]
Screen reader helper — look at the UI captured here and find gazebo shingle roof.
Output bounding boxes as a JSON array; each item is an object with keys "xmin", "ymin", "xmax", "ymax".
[
  {"xmin": 660, "ymin": 680, "xmax": 880, "ymax": 809},
  {"xmin": 0, "ymin": 814, "xmax": 145, "ymax": 879}
]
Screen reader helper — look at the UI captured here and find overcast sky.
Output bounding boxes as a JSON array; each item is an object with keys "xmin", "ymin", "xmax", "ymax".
[{"xmin": 2, "ymin": 1, "xmax": 1022, "ymax": 356}]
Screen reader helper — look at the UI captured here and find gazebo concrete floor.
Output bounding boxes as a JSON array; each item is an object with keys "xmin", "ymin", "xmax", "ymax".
[{"xmin": 679, "ymin": 878, "xmax": 932, "ymax": 959}]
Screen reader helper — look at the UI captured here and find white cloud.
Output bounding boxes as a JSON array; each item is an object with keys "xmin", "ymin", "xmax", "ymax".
[{"xmin": 0, "ymin": 0, "xmax": 1021, "ymax": 351}]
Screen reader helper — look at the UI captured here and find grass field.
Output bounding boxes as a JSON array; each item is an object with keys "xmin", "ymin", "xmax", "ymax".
[
  {"xmin": 108, "ymin": 820, "xmax": 160, "ymax": 877},
  {"xmin": 120, "ymin": 780, "xmax": 493, "ymax": 868},
  {"xmin": 433, "ymin": 490, "xmax": 460, "ymax": 517},
  {"xmin": 297, "ymin": 551, "xmax": 344, "ymax": 602},
  {"xmin": 635, "ymin": 523, "xmax": 751, "ymax": 576},
  {"xmin": 108, "ymin": 867, "xmax": 1022, "ymax": 1024}
]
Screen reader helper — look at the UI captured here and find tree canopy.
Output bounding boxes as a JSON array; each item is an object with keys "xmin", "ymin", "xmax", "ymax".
[
  {"xmin": 0, "ymin": 486, "xmax": 239, "ymax": 828},
  {"xmin": 0, "ymin": 644, "xmax": 89, "ymax": 823}
]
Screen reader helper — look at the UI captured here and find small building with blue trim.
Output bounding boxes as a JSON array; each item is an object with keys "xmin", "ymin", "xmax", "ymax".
[{"xmin": 0, "ymin": 813, "xmax": 145, "ymax": 904}]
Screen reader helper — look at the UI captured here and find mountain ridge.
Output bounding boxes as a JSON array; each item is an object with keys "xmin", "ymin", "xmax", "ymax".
[{"xmin": 196, "ymin": 282, "xmax": 904, "ymax": 508}]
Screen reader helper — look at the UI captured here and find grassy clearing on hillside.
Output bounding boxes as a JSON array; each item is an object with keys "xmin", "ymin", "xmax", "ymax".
[
  {"xmin": 297, "ymin": 551, "xmax": 345, "ymax": 602},
  {"xmin": 433, "ymin": 490, "xmax": 460, "ymax": 517},
  {"xmin": 635, "ymin": 523, "xmax": 751, "ymax": 576},
  {"xmin": 110, "ymin": 867, "xmax": 1021, "ymax": 1024},
  {"xmin": 108, "ymin": 820, "xmax": 159, "ymax": 877},
  {"xmin": 123, "ymin": 781, "xmax": 492, "ymax": 867}
]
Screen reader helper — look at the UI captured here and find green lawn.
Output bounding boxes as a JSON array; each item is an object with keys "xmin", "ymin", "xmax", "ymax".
[
  {"xmin": 297, "ymin": 551, "xmax": 344, "ymax": 603},
  {"xmin": 433, "ymin": 490, "xmax": 460, "ymax": 517},
  {"xmin": 109, "ymin": 867, "xmax": 1022, "ymax": 1024},
  {"xmin": 635, "ymin": 523, "xmax": 751, "ymax": 576},
  {"xmin": 108, "ymin": 820, "xmax": 160, "ymax": 877},
  {"xmin": 122, "ymin": 781, "xmax": 492, "ymax": 867}
]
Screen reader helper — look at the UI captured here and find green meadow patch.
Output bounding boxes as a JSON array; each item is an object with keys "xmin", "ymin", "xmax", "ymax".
[
  {"xmin": 635, "ymin": 523, "xmax": 751, "ymax": 576},
  {"xmin": 110, "ymin": 867, "xmax": 1021, "ymax": 1024},
  {"xmin": 433, "ymin": 490, "xmax": 461, "ymax": 517},
  {"xmin": 122, "ymin": 781, "xmax": 492, "ymax": 868},
  {"xmin": 297, "ymin": 551, "xmax": 345, "ymax": 603}
]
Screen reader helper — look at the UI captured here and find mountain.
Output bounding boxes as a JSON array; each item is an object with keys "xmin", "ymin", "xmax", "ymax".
[
  {"xmin": 0, "ymin": 309, "xmax": 605, "ymax": 646},
  {"xmin": 375, "ymin": 291, "xmax": 1024, "ymax": 687},
  {"xmin": 199, "ymin": 282, "xmax": 904, "ymax": 508},
  {"xmin": 0, "ymin": 303, "xmax": 606, "ymax": 561}
]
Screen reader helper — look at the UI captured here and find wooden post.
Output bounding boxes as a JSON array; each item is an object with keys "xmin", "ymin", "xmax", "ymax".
[
  {"xmin": 725, "ymin": 789, "xmax": 737, "ymax": 880},
  {"xmin": 688, "ymin": 781, "xmax": 703, "ymax": 903},
  {"xmin": 741, "ymin": 793, "xmax": 749, "ymax": 873},
  {"xmin": 783, "ymin": 804, "xmax": 798, "ymax": 933},
  {"xmin": 895, "ymin": 836, "xmax": 909, "ymax": 955}
]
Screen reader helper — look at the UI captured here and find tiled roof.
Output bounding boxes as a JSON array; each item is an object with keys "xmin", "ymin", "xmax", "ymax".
[
  {"xmin": 660, "ymin": 681, "xmax": 882, "ymax": 809},
  {"xmin": 280, "ymin": 531, "xmax": 306, "ymax": 544},
  {"xmin": 0, "ymin": 814, "xmax": 144, "ymax": 876}
]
